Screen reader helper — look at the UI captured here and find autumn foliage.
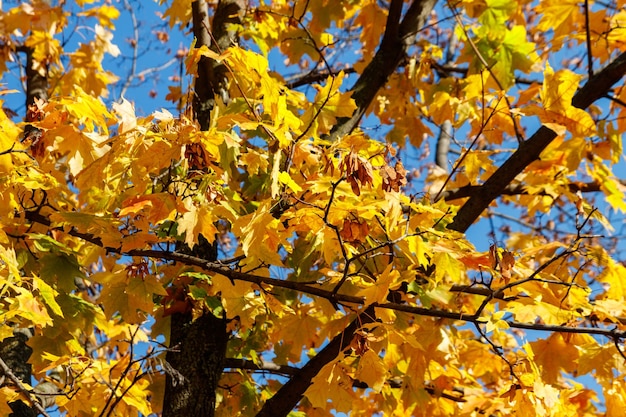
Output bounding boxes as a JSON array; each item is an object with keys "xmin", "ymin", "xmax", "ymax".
[{"xmin": 1, "ymin": 0, "xmax": 626, "ymax": 416}]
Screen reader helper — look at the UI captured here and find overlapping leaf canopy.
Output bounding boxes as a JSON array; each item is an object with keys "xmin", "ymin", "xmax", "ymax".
[{"xmin": 1, "ymin": 0, "xmax": 626, "ymax": 416}]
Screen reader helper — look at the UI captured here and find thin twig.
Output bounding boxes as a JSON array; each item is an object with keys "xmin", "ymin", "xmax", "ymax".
[
  {"xmin": 584, "ymin": 0, "xmax": 594, "ymax": 78},
  {"xmin": 0, "ymin": 356, "xmax": 52, "ymax": 417},
  {"xmin": 473, "ymin": 322, "xmax": 520, "ymax": 382},
  {"xmin": 447, "ymin": 0, "xmax": 524, "ymax": 143},
  {"xmin": 21, "ymin": 210, "xmax": 626, "ymax": 345},
  {"xmin": 118, "ymin": 0, "xmax": 140, "ymax": 100}
]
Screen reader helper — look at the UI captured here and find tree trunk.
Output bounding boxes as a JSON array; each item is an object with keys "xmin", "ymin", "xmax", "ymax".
[
  {"xmin": 162, "ymin": 1, "xmax": 243, "ymax": 416},
  {"xmin": 0, "ymin": 330, "xmax": 36, "ymax": 417},
  {"xmin": 162, "ymin": 311, "xmax": 228, "ymax": 416},
  {"xmin": 1, "ymin": 45, "xmax": 50, "ymax": 417}
]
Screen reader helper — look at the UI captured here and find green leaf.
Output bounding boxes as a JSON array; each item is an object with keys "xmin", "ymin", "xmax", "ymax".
[
  {"xmin": 39, "ymin": 253, "xmax": 85, "ymax": 293},
  {"xmin": 33, "ymin": 276, "xmax": 64, "ymax": 317}
]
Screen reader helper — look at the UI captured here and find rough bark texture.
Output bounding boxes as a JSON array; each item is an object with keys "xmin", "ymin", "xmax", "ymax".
[
  {"xmin": 255, "ymin": 306, "xmax": 376, "ymax": 417},
  {"xmin": 253, "ymin": 2, "xmax": 436, "ymax": 416},
  {"xmin": 163, "ymin": 1, "xmax": 243, "ymax": 416},
  {"xmin": 448, "ymin": 50, "xmax": 626, "ymax": 233},
  {"xmin": 2, "ymin": 47, "xmax": 49, "ymax": 417},
  {"xmin": 163, "ymin": 311, "xmax": 228, "ymax": 416},
  {"xmin": 0, "ymin": 330, "xmax": 36, "ymax": 417},
  {"xmin": 192, "ymin": 0, "xmax": 245, "ymax": 130}
]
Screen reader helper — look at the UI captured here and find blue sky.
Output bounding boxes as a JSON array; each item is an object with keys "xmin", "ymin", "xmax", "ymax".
[{"xmin": 2, "ymin": 0, "xmax": 624, "ymax": 414}]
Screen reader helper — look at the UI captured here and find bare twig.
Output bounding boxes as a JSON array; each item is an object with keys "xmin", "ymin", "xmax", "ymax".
[
  {"xmin": 584, "ymin": 0, "xmax": 594, "ymax": 78},
  {"xmin": 285, "ymin": 68, "xmax": 357, "ymax": 89},
  {"xmin": 442, "ymin": 179, "xmax": 626, "ymax": 201},
  {"xmin": 223, "ymin": 358, "xmax": 299, "ymax": 376},
  {"xmin": 448, "ymin": 51, "xmax": 626, "ymax": 233},
  {"xmin": 118, "ymin": 0, "xmax": 139, "ymax": 100},
  {"xmin": 447, "ymin": 0, "xmax": 524, "ymax": 143},
  {"xmin": 0, "ymin": 356, "xmax": 51, "ymax": 417}
]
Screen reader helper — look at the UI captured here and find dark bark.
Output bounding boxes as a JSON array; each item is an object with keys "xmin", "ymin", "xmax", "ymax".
[
  {"xmin": 329, "ymin": 0, "xmax": 437, "ymax": 141},
  {"xmin": 162, "ymin": 1, "xmax": 243, "ymax": 416},
  {"xmin": 0, "ymin": 330, "xmax": 36, "ymax": 417},
  {"xmin": 192, "ymin": 0, "xmax": 244, "ymax": 130},
  {"xmin": 255, "ymin": 306, "xmax": 376, "ymax": 417},
  {"xmin": 162, "ymin": 311, "xmax": 228, "ymax": 416},
  {"xmin": 448, "ymin": 50, "xmax": 626, "ymax": 233},
  {"xmin": 23, "ymin": 47, "xmax": 48, "ymax": 142},
  {"xmin": 2, "ymin": 46, "xmax": 49, "ymax": 417},
  {"xmin": 442, "ymin": 180, "xmax": 626, "ymax": 201}
]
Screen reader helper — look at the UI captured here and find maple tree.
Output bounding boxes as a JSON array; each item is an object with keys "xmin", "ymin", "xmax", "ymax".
[{"xmin": 2, "ymin": 0, "xmax": 626, "ymax": 416}]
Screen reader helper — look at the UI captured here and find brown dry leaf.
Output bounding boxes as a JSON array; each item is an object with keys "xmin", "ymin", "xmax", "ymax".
[
  {"xmin": 381, "ymin": 161, "xmax": 407, "ymax": 192},
  {"xmin": 350, "ymin": 329, "xmax": 374, "ymax": 356},
  {"xmin": 489, "ymin": 244, "xmax": 499, "ymax": 269},
  {"xmin": 340, "ymin": 218, "xmax": 369, "ymax": 244},
  {"xmin": 340, "ymin": 149, "xmax": 374, "ymax": 196},
  {"xmin": 500, "ymin": 250, "xmax": 515, "ymax": 281},
  {"xmin": 185, "ymin": 142, "xmax": 210, "ymax": 171}
]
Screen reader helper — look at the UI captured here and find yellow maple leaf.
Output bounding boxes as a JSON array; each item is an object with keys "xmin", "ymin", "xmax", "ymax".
[
  {"xmin": 354, "ymin": 0, "xmax": 387, "ymax": 59},
  {"xmin": 536, "ymin": 0, "xmax": 581, "ymax": 41},
  {"xmin": 508, "ymin": 298, "xmax": 573, "ymax": 325},
  {"xmin": 578, "ymin": 342, "xmax": 626, "ymax": 379},
  {"xmin": 112, "ymin": 98, "xmax": 137, "ymax": 134},
  {"xmin": 586, "ymin": 159, "xmax": 626, "ymax": 213},
  {"xmin": 596, "ymin": 257, "xmax": 626, "ymax": 300},
  {"xmin": 212, "ymin": 275, "xmax": 265, "ymax": 331},
  {"xmin": 278, "ymin": 171, "xmax": 303, "ymax": 193},
  {"xmin": 119, "ymin": 193, "xmax": 177, "ymax": 224},
  {"xmin": 462, "ymin": 150, "xmax": 494, "ymax": 182},
  {"xmin": 526, "ymin": 63, "xmax": 596, "ymax": 138},
  {"xmin": 58, "ymin": 87, "xmax": 113, "ymax": 133},
  {"xmin": 162, "ymin": 0, "xmax": 193, "ymax": 28},
  {"xmin": 77, "ymin": 4, "xmax": 120, "ymax": 29},
  {"xmin": 13, "ymin": 288, "xmax": 52, "ymax": 327},
  {"xmin": 432, "ymin": 251, "xmax": 463, "ymax": 284},
  {"xmin": 605, "ymin": 379, "xmax": 626, "ymax": 417},
  {"xmin": 301, "ymin": 71, "xmax": 356, "ymax": 134},
  {"xmin": 177, "ymin": 200, "xmax": 218, "ymax": 249},
  {"xmin": 355, "ymin": 350, "xmax": 387, "ymax": 392},
  {"xmin": 529, "ymin": 333, "xmax": 583, "ymax": 383},
  {"xmin": 357, "ymin": 264, "xmax": 399, "ymax": 305},
  {"xmin": 275, "ymin": 312, "xmax": 323, "ymax": 359},
  {"xmin": 0, "ymin": 114, "xmax": 22, "ymax": 174},
  {"xmin": 25, "ymin": 30, "xmax": 61, "ymax": 70},
  {"xmin": 33, "ymin": 276, "xmax": 64, "ymax": 318},
  {"xmin": 0, "ymin": 387, "xmax": 23, "ymax": 415},
  {"xmin": 0, "ymin": 325, "xmax": 14, "ymax": 343},
  {"xmin": 305, "ymin": 360, "xmax": 356, "ymax": 413},
  {"xmin": 119, "ymin": 375, "xmax": 153, "ymax": 415},
  {"xmin": 237, "ymin": 203, "xmax": 284, "ymax": 265},
  {"xmin": 485, "ymin": 310, "xmax": 509, "ymax": 335}
]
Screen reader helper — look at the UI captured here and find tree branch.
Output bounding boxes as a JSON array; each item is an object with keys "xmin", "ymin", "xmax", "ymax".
[
  {"xmin": 118, "ymin": 0, "xmax": 139, "ymax": 100},
  {"xmin": 22, "ymin": 209, "xmax": 626, "ymax": 338},
  {"xmin": 285, "ymin": 67, "xmax": 357, "ymax": 89},
  {"xmin": 254, "ymin": 306, "xmax": 376, "ymax": 417},
  {"xmin": 328, "ymin": 0, "xmax": 437, "ymax": 141},
  {"xmin": 0, "ymin": 356, "xmax": 50, "ymax": 417},
  {"xmin": 442, "ymin": 179, "xmax": 626, "ymax": 201},
  {"xmin": 435, "ymin": 119, "xmax": 453, "ymax": 170},
  {"xmin": 223, "ymin": 358, "xmax": 299, "ymax": 376},
  {"xmin": 225, "ymin": 358, "xmax": 466, "ymax": 402},
  {"xmin": 191, "ymin": 0, "xmax": 244, "ymax": 130},
  {"xmin": 448, "ymin": 50, "xmax": 626, "ymax": 233},
  {"xmin": 7, "ymin": 36, "xmax": 50, "ymax": 417}
]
